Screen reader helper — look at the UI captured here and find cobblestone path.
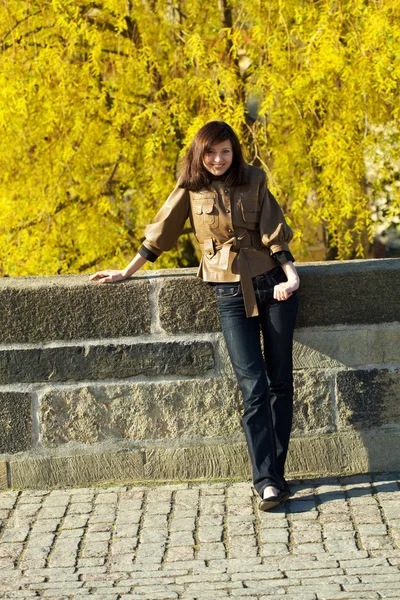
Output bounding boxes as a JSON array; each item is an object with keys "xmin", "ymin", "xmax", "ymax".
[{"xmin": 1, "ymin": 473, "xmax": 400, "ymax": 599}]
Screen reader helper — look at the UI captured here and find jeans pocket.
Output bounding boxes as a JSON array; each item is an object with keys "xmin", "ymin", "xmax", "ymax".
[{"xmin": 215, "ymin": 283, "xmax": 242, "ymax": 299}]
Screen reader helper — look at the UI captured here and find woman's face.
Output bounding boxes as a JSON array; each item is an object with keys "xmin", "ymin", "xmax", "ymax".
[{"xmin": 202, "ymin": 139, "xmax": 233, "ymax": 176}]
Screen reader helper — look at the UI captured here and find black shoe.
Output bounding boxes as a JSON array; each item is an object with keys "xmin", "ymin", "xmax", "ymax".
[
  {"xmin": 278, "ymin": 489, "xmax": 291, "ymax": 502},
  {"xmin": 259, "ymin": 489, "xmax": 290, "ymax": 512}
]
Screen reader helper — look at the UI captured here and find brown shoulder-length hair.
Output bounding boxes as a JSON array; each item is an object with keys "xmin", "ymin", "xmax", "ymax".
[{"xmin": 178, "ymin": 121, "xmax": 248, "ymax": 191}]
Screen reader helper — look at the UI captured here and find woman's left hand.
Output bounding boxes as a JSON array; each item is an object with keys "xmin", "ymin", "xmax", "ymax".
[
  {"xmin": 273, "ymin": 279, "xmax": 300, "ymax": 301},
  {"xmin": 274, "ymin": 261, "xmax": 300, "ymax": 301}
]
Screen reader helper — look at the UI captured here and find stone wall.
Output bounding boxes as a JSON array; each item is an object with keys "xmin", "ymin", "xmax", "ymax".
[{"xmin": 0, "ymin": 258, "xmax": 399, "ymax": 489}]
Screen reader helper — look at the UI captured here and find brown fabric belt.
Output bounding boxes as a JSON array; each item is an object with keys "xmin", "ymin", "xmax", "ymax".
[{"xmin": 203, "ymin": 236, "xmax": 259, "ymax": 318}]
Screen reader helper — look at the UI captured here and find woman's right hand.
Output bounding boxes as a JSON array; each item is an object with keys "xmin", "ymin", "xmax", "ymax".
[{"xmin": 89, "ymin": 269, "xmax": 127, "ymax": 284}]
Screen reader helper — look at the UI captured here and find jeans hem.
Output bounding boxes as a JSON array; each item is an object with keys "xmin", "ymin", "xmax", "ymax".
[{"xmin": 257, "ymin": 479, "xmax": 288, "ymax": 498}]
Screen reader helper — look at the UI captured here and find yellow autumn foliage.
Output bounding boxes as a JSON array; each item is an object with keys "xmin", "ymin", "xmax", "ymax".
[{"xmin": 1, "ymin": 0, "xmax": 399, "ymax": 276}]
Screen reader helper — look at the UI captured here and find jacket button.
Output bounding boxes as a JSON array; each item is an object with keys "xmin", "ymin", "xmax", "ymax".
[
  {"xmin": 224, "ymin": 189, "xmax": 229, "ymax": 193},
  {"xmin": 226, "ymin": 209, "xmax": 230, "ymax": 213},
  {"xmin": 228, "ymin": 229, "xmax": 233, "ymax": 233}
]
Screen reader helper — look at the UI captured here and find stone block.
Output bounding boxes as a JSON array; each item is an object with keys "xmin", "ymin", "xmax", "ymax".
[
  {"xmin": 0, "ymin": 275, "xmax": 151, "ymax": 343},
  {"xmin": 337, "ymin": 369, "xmax": 400, "ymax": 429},
  {"xmin": 292, "ymin": 372, "xmax": 335, "ymax": 434},
  {"xmin": 1, "ymin": 260, "xmax": 399, "ymax": 344},
  {"xmin": 0, "ymin": 392, "xmax": 32, "ymax": 453},
  {"xmin": 144, "ymin": 444, "xmax": 251, "ymax": 480},
  {"xmin": 0, "ymin": 462, "xmax": 8, "ymax": 490},
  {"xmin": 361, "ymin": 431, "xmax": 400, "ymax": 472},
  {"xmin": 39, "ymin": 378, "xmax": 242, "ymax": 446},
  {"xmin": 5, "ymin": 429, "xmax": 400, "ymax": 488},
  {"xmin": 295, "ymin": 258, "xmax": 400, "ymax": 328},
  {"xmin": 155, "ymin": 259, "xmax": 400, "ymax": 333},
  {"xmin": 158, "ymin": 274, "xmax": 220, "ymax": 333},
  {"xmin": 286, "ymin": 433, "xmax": 370, "ymax": 475},
  {"xmin": 293, "ymin": 330, "xmax": 369, "ymax": 369},
  {"xmin": 143, "ymin": 430, "xmax": 399, "ymax": 481},
  {"xmin": 0, "ymin": 341, "xmax": 215, "ymax": 384},
  {"xmin": 9, "ymin": 450, "xmax": 144, "ymax": 488},
  {"xmin": 370, "ymin": 326, "xmax": 400, "ymax": 364},
  {"xmin": 288, "ymin": 429, "xmax": 400, "ymax": 476}
]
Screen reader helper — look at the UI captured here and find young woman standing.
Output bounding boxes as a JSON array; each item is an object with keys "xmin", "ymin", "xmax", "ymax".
[{"xmin": 90, "ymin": 121, "xmax": 300, "ymax": 511}]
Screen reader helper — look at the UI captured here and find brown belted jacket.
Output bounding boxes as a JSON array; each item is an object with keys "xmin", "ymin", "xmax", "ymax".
[{"xmin": 139, "ymin": 163, "xmax": 294, "ymax": 318}]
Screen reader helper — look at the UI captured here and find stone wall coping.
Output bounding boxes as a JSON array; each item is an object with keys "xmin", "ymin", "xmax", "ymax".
[
  {"xmin": 1, "ymin": 256, "xmax": 399, "ymax": 287},
  {"xmin": 0, "ymin": 258, "xmax": 399, "ymax": 344}
]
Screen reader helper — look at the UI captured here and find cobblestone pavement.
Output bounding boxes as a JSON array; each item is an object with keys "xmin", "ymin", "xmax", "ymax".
[{"xmin": 1, "ymin": 473, "xmax": 400, "ymax": 599}]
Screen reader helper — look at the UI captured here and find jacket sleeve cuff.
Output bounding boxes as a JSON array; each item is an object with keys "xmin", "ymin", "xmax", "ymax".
[
  {"xmin": 272, "ymin": 250, "xmax": 295, "ymax": 265},
  {"xmin": 138, "ymin": 245, "xmax": 159, "ymax": 263},
  {"xmin": 269, "ymin": 242, "xmax": 290, "ymax": 254}
]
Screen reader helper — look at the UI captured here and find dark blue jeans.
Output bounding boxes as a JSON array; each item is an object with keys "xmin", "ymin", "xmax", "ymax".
[{"xmin": 215, "ymin": 267, "xmax": 298, "ymax": 498}]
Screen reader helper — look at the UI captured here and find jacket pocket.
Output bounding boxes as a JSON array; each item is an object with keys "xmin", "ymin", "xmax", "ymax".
[
  {"xmin": 238, "ymin": 198, "xmax": 260, "ymax": 223},
  {"xmin": 203, "ymin": 237, "xmax": 215, "ymax": 258},
  {"xmin": 192, "ymin": 195, "xmax": 219, "ymax": 229}
]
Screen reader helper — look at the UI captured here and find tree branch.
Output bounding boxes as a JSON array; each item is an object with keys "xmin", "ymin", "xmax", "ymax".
[
  {"xmin": 1, "ymin": 25, "xmax": 48, "ymax": 51},
  {"xmin": 0, "ymin": 9, "xmax": 42, "ymax": 44}
]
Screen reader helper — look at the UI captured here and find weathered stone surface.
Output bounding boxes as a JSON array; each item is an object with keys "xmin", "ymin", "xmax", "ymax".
[
  {"xmin": 156, "ymin": 259, "xmax": 400, "ymax": 333},
  {"xmin": 143, "ymin": 431, "xmax": 398, "ymax": 481},
  {"xmin": 292, "ymin": 372, "xmax": 335, "ymax": 434},
  {"xmin": 4, "ymin": 430, "xmax": 400, "ymax": 486},
  {"xmin": 286, "ymin": 433, "xmax": 370, "ymax": 475},
  {"xmin": 0, "ymin": 392, "xmax": 32, "ymax": 453},
  {"xmin": 361, "ymin": 431, "xmax": 400, "ymax": 472},
  {"xmin": 1, "ymin": 260, "xmax": 399, "ymax": 344},
  {"xmin": 0, "ymin": 341, "xmax": 215, "ymax": 384},
  {"xmin": 1, "ymin": 259, "xmax": 399, "ymax": 487},
  {"xmin": 337, "ymin": 369, "xmax": 400, "ymax": 429},
  {"xmin": 39, "ymin": 378, "xmax": 242, "ymax": 446},
  {"xmin": 144, "ymin": 444, "xmax": 251, "ymax": 480},
  {"xmin": 293, "ymin": 329, "xmax": 369, "ymax": 369},
  {"xmin": 0, "ymin": 461, "xmax": 8, "ymax": 490},
  {"xmin": 158, "ymin": 273, "xmax": 220, "ymax": 333},
  {"xmin": 9, "ymin": 451, "xmax": 144, "ymax": 488},
  {"xmin": 0, "ymin": 275, "xmax": 151, "ymax": 343},
  {"xmin": 295, "ymin": 258, "xmax": 400, "ymax": 327},
  {"xmin": 370, "ymin": 326, "xmax": 400, "ymax": 364}
]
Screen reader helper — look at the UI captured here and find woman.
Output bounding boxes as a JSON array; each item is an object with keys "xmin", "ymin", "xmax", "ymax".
[{"xmin": 90, "ymin": 121, "xmax": 300, "ymax": 511}]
